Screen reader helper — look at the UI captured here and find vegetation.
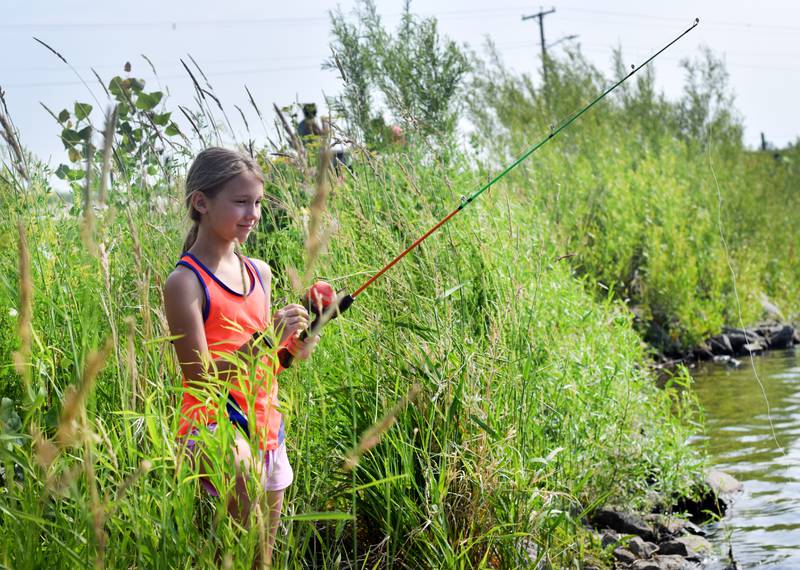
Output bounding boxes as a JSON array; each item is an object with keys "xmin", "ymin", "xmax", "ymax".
[
  {"xmin": 326, "ymin": 0, "xmax": 470, "ymax": 145},
  {"xmin": 0, "ymin": 5, "xmax": 798, "ymax": 569},
  {"xmin": 468, "ymin": 44, "xmax": 800, "ymax": 352}
]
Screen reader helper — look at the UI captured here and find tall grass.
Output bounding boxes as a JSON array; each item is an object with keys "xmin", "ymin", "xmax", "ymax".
[
  {"xmin": 0, "ymin": 133, "xmax": 704, "ymax": 568},
  {"xmin": 467, "ymin": 45, "xmax": 800, "ymax": 353},
  {"xmin": 4, "ymin": 35, "xmax": 793, "ymax": 568}
]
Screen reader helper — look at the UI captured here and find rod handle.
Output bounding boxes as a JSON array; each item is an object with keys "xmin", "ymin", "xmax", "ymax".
[{"xmin": 278, "ymin": 293, "xmax": 354, "ymax": 369}]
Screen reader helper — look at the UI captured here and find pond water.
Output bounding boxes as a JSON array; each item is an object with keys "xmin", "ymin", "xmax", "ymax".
[{"xmin": 690, "ymin": 348, "xmax": 800, "ymax": 569}]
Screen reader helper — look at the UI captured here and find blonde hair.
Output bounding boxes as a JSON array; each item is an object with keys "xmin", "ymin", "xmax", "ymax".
[{"xmin": 182, "ymin": 147, "xmax": 265, "ymax": 252}]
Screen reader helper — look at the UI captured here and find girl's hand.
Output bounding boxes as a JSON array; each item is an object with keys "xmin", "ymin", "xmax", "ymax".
[
  {"xmin": 286, "ymin": 331, "xmax": 320, "ymax": 361},
  {"xmin": 272, "ymin": 304, "xmax": 309, "ymax": 344}
]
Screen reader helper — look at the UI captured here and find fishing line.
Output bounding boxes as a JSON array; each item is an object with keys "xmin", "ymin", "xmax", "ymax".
[
  {"xmin": 706, "ymin": 126, "xmax": 786, "ymax": 457},
  {"xmin": 350, "ymin": 18, "xmax": 701, "ymax": 300},
  {"xmin": 280, "ymin": 19, "xmax": 701, "ymax": 367}
]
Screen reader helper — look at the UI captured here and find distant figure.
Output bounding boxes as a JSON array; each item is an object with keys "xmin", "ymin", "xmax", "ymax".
[
  {"xmin": 297, "ymin": 103, "xmax": 323, "ymax": 145},
  {"xmin": 320, "ymin": 115, "xmax": 350, "ymax": 175},
  {"xmin": 389, "ymin": 124, "xmax": 406, "ymax": 147}
]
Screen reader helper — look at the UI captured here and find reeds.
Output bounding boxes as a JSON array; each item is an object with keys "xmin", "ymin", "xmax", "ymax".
[
  {"xmin": 3, "ymin": 42, "xmax": 786, "ymax": 569},
  {"xmin": 0, "ymin": 90, "xmax": 29, "ymax": 183},
  {"xmin": 342, "ymin": 384, "xmax": 422, "ymax": 473}
]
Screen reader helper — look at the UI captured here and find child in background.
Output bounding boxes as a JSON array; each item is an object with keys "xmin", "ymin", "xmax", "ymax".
[{"xmin": 163, "ymin": 147, "xmax": 319, "ymax": 565}]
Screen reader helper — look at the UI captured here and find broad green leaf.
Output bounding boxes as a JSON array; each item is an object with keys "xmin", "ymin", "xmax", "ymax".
[
  {"xmin": 54, "ymin": 164, "xmax": 70, "ymax": 179},
  {"xmin": 57, "ymin": 109, "xmax": 70, "ymax": 123},
  {"xmin": 60, "ymin": 128, "xmax": 81, "ymax": 148},
  {"xmin": 56, "ymin": 163, "xmax": 84, "ymax": 180},
  {"xmin": 135, "ymin": 91, "xmax": 163, "ymax": 111},
  {"xmin": 108, "ymin": 76, "xmax": 125, "ymax": 98},
  {"xmin": 152, "ymin": 112, "xmax": 171, "ymax": 126},
  {"xmin": 165, "ymin": 122, "xmax": 181, "ymax": 137},
  {"xmin": 74, "ymin": 102, "xmax": 93, "ymax": 121}
]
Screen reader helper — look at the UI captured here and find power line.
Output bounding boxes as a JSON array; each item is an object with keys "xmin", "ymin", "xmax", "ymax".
[
  {"xmin": 3, "ymin": 63, "xmax": 323, "ymax": 90},
  {"xmin": 0, "ymin": 53, "xmax": 325, "ymax": 74},
  {"xmin": 557, "ymin": 6, "xmax": 800, "ymax": 33},
  {"xmin": 7, "ymin": 40, "xmax": 800, "ymax": 91},
  {"xmin": 3, "ymin": 5, "xmax": 800, "ymax": 34}
]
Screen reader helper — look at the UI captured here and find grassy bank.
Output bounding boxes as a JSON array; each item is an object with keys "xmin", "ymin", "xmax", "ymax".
[
  {"xmin": 0, "ymin": 130, "xmax": 705, "ymax": 567},
  {"xmin": 1, "ymin": 14, "xmax": 797, "ymax": 567},
  {"xmin": 468, "ymin": 46, "xmax": 800, "ymax": 353}
]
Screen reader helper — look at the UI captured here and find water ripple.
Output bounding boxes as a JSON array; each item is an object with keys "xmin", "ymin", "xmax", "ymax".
[{"xmin": 692, "ymin": 348, "xmax": 800, "ymax": 569}]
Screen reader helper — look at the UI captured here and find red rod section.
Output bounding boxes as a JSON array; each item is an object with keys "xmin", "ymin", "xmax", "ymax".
[{"xmin": 351, "ymin": 205, "xmax": 463, "ymax": 298}]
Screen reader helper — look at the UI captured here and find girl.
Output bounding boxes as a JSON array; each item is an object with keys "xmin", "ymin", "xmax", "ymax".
[{"xmin": 164, "ymin": 147, "xmax": 319, "ymax": 565}]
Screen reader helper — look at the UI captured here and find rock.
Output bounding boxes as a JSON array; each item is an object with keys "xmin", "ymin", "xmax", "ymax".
[
  {"xmin": 591, "ymin": 509, "xmax": 656, "ymax": 541},
  {"xmin": 741, "ymin": 342, "xmax": 765, "ymax": 355},
  {"xmin": 712, "ymin": 354, "xmax": 731, "ymax": 363},
  {"xmin": 676, "ymin": 534, "xmax": 712, "ymax": 555},
  {"xmin": 706, "ymin": 468, "xmax": 743, "ymax": 496},
  {"xmin": 613, "ymin": 547, "xmax": 637, "ymax": 565},
  {"xmin": 627, "ymin": 536, "xmax": 658, "ymax": 559},
  {"xmin": 726, "ymin": 358, "xmax": 743, "ymax": 368},
  {"xmin": 643, "ymin": 514, "xmax": 687, "ymax": 540},
  {"xmin": 708, "ymin": 334, "xmax": 733, "ymax": 355},
  {"xmin": 656, "ymin": 540, "xmax": 689, "ymax": 557},
  {"xmin": 723, "ymin": 327, "xmax": 768, "ymax": 355},
  {"xmin": 793, "ymin": 328, "xmax": 800, "ymax": 345},
  {"xmin": 676, "ymin": 469, "xmax": 742, "ymax": 521},
  {"xmin": 724, "ymin": 331, "xmax": 750, "ymax": 353},
  {"xmin": 633, "ymin": 555, "xmax": 694, "ymax": 570},
  {"xmin": 692, "ymin": 344, "xmax": 714, "ymax": 361},
  {"xmin": 682, "ymin": 521, "xmax": 706, "ymax": 536},
  {"xmin": 631, "ymin": 560, "xmax": 661, "ymax": 570},
  {"xmin": 600, "ymin": 529, "xmax": 620, "ymax": 548},
  {"xmin": 766, "ymin": 325, "xmax": 794, "ymax": 349}
]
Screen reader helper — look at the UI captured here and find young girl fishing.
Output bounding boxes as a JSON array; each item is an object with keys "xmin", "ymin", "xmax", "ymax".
[{"xmin": 164, "ymin": 147, "xmax": 319, "ymax": 566}]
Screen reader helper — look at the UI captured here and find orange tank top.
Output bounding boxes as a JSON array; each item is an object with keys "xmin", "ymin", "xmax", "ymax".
[{"xmin": 175, "ymin": 252, "xmax": 284, "ymax": 450}]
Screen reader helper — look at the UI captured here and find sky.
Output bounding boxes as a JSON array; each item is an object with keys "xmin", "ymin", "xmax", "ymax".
[{"xmin": 1, "ymin": 0, "xmax": 798, "ymax": 168}]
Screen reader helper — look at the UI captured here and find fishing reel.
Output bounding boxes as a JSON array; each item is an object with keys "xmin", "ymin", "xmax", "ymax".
[{"xmin": 278, "ymin": 281, "xmax": 354, "ymax": 369}]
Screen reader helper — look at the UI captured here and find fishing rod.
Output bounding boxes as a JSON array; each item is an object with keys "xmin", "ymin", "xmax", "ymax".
[{"xmin": 278, "ymin": 18, "xmax": 700, "ymax": 368}]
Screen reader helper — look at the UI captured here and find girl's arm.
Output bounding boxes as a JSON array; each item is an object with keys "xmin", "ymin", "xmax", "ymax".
[
  {"xmin": 164, "ymin": 267, "xmax": 265, "ymax": 386},
  {"xmin": 164, "ymin": 267, "xmax": 212, "ymax": 386},
  {"xmin": 249, "ymin": 258, "xmax": 318, "ymax": 351},
  {"xmin": 164, "ymin": 265, "xmax": 317, "ymax": 386}
]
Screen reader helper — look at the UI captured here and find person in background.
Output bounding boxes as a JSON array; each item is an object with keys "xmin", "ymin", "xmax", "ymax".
[{"xmin": 297, "ymin": 103, "xmax": 322, "ymax": 144}]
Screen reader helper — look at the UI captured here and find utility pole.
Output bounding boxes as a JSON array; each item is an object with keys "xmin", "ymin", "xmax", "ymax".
[{"xmin": 522, "ymin": 7, "xmax": 556, "ymax": 85}]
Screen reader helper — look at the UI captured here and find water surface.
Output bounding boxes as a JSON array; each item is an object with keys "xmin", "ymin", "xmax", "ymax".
[{"xmin": 690, "ymin": 348, "xmax": 800, "ymax": 568}]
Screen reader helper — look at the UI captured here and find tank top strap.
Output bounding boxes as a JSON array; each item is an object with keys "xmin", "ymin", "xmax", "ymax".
[
  {"xmin": 243, "ymin": 256, "xmax": 268, "ymax": 295},
  {"xmin": 175, "ymin": 253, "xmax": 211, "ymax": 322}
]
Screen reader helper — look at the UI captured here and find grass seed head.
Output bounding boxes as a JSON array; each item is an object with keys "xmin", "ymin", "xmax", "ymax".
[
  {"xmin": 57, "ymin": 338, "xmax": 114, "ymax": 447},
  {"xmin": 343, "ymin": 383, "xmax": 422, "ymax": 471},
  {"xmin": 12, "ymin": 222, "xmax": 32, "ymax": 390}
]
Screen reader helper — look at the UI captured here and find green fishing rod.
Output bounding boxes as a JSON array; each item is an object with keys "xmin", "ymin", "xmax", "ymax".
[{"xmin": 279, "ymin": 18, "xmax": 700, "ymax": 368}]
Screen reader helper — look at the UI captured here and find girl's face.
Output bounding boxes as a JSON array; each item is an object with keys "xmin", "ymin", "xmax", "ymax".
[{"xmin": 195, "ymin": 170, "xmax": 264, "ymax": 244}]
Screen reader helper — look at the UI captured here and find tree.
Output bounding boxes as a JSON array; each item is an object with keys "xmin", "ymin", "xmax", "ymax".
[{"xmin": 325, "ymin": 0, "xmax": 470, "ymax": 146}]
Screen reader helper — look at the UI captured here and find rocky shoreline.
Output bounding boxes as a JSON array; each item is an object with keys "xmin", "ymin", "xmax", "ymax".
[
  {"xmin": 654, "ymin": 321, "xmax": 799, "ymax": 370},
  {"xmin": 586, "ymin": 470, "xmax": 743, "ymax": 570},
  {"xmin": 608, "ymin": 322, "xmax": 800, "ymax": 569}
]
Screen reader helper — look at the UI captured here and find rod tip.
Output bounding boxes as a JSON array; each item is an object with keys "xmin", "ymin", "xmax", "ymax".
[{"xmin": 695, "ymin": 17, "xmax": 700, "ymax": 24}]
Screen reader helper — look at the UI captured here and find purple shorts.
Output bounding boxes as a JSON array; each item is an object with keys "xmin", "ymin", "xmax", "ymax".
[{"xmin": 183, "ymin": 423, "xmax": 294, "ymax": 495}]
